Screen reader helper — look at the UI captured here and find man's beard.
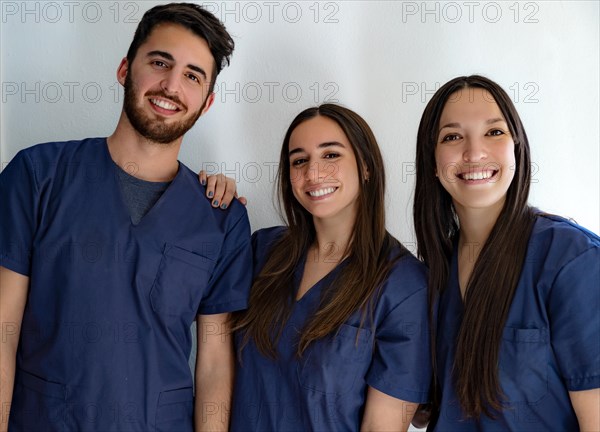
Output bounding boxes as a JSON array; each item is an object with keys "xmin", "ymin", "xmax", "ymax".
[{"xmin": 123, "ymin": 72, "xmax": 205, "ymax": 145}]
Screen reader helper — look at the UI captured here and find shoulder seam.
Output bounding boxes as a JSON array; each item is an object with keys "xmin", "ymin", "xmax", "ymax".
[
  {"xmin": 549, "ymin": 245, "xmax": 600, "ymax": 298},
  {"xmin": 378, "ymin": 278, "xmax": 428, "ymax": 326},
  {"xmin": 22, "ymin": 150, "xmax": 40, "ymax": 195}
]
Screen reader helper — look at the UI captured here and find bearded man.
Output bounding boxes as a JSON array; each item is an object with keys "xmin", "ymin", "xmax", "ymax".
[{"xmin": 0, "ymin": 3, "xmax": 251, "ymax": 431}]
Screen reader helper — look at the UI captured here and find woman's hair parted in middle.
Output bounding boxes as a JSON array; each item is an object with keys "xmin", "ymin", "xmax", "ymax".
[
  {"xmin": 233, "ymin": 103, "xmax": 407, "ymax": 358},
  {"xmin": 413, "ymin": 75, "xmax": 537, "ymax": 418}
]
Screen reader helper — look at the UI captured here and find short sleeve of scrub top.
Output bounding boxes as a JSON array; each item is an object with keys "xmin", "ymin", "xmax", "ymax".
[
  {"xmin": 197, "ymin": 210, "xmax": 253, "ymax": 315},
  {"xmin": 0, "ymin": 149, "xmax": 38, "ymax": 275},
  {"xmin": 547, "ymin": 232, "xmax": 600, "ymax": 391},
  {"xmin": 365, "ymin": 256, "xmax": 432, "ymax": 403}
]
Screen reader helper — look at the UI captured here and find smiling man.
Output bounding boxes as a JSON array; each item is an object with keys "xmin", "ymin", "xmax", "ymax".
[{"xmin": 0, "ymin": 3, "xmax": 251, "ymax": 431}]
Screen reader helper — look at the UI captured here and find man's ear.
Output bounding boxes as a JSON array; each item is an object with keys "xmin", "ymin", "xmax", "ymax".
[
  {"xmin": 200, "ymin": 92, "xmax": 216, "ymax": 116},
  {"xmin": 116, "ymin": 57, "xmax": 129, "ymax": 86}
]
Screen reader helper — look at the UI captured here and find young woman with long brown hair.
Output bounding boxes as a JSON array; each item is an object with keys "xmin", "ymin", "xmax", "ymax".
[
  {"xmin": 219, "ymin": 104, "xmax": 431, "ymax": 431},
  {"xmin": 413, "ymin": 75, "xmax": 600, "ymax": 430}
]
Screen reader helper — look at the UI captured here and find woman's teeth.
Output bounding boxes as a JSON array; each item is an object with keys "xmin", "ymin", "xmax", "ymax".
[
  {"xmin": 309, "ymin": 187, "xmax": 336, "ymax": 197},
  {"xmin": 462, "ymin": 170, "xmax": 494, "ymax": 181}
]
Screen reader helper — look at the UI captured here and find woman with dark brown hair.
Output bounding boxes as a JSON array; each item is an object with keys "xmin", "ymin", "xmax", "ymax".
[
  {"xmin": 413, "ymin": 75, "xmax": 600, "ymax": 430},
  {"xmin": 223, "ymin": 104, "xmax": 431, "ymax": 431}
]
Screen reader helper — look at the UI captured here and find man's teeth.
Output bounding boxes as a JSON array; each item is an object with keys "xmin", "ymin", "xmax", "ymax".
[
  {"xmin": 463, "ymin": 171, "xmax": 494, "ymax": 181},
  {"xmin": 309, "ymin": 187, "xmax": 336, "ymax": 197},
  {"xmin": 151, "ymin": 99, "xmax": 178, "ymax": 111}
]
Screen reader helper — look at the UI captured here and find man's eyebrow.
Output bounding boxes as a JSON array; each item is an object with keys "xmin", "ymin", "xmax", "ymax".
[
  {"xmin": 146, "ymin": 50, "xmax": 208, "ymax": 80},
  {"xmin": 187, "ymin": 64, "xmax": 208, "ymax": 80},
  {"xmin": 147, "ymin": 50, "xmax": 174, "ymax": 61},
  {"xmin": 289, "ymin": 141, "xmax": 345, "ymax": 157}
]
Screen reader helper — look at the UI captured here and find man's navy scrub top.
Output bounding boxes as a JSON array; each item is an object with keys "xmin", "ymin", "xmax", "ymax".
[
  {"xmin": 432, "ymin": 214, "xmax": 600, "ymax": 431},
  {"xmin": 230, "ymin": 227, "xmax": 432, "ymax": 431},
  {"xmin": 0, "ymin": 138, "xmax": 253, "ymax": 431}
]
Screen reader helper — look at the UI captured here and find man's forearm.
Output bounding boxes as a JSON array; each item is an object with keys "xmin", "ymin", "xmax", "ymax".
[
  {"xmin": 194, "ymin": 366, "xmax": 233, "ymax": 431},
  {"xmin": 0, "ymin": 267, "xmax": 29, "ymax": 432},
  {"xmin": 194, "ymin": 313, "xmax": 235, "ymax": 432},
  {"xmin": 0, "ymin": 332, "xmax": 18, "ymax": 432}
]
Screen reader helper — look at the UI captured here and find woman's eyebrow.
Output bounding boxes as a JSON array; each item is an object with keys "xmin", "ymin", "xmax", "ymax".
[{"xmin": 289, "ymin": 141, "xmax": 345, "ymax": 157}]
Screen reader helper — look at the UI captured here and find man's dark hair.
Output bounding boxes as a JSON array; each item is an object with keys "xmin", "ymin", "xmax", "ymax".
[{"xmin": 126, "ymin": 2, "xmax": 234, "ymax": 94}]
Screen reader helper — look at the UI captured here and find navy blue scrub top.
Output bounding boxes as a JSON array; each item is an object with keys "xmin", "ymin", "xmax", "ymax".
[
  {"xmin": 0, "ymin": 138, "xmax": 253, "ymax": 431},
  {"xmin": 230, "ymin": 227, "xmax": 432, "ymax": 431},
  {"xmin": 432, "ymin": 214, "xmax": 600, "ymax": 431}
]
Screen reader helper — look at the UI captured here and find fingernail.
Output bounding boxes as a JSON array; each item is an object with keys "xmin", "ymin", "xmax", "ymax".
[
  {"xmin": 221, "ymin": 203, "xmax": 228, "ymax": 210},
  {"xmin": 208, "ymin": 191, "xmax": 214, "ymax": 198},
  {"xmin": 201, "ymin": 179, "xmax": 206, "ymax": 186},
  {"xmin": 213, "ymin": 200, "xmax": 219, "ymax": 207}
]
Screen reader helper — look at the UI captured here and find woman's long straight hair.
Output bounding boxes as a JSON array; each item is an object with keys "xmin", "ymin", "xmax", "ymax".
[
  {"xmin": 413, "ymin": 76, "xmax": 536, "ymax": 418},
  {"xmin": 233, "ymin": 104, "xmax": 406, "ymax": 358}
]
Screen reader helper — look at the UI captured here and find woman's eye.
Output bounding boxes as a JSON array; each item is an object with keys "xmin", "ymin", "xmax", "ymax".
[
  {"xmin": 441, "ymin": 134, "xmax": 460, "ymax": 142},
  {"xmin": 487, "ymin": 129, "xmax": 505, "ymax": 136},
  {"xmin": 291, "ymin": 158, "xmax": 307, "ymax": 166},
  {"xmin": 323, "ymin": 153, "xmax": 340, "ymax": 159}
]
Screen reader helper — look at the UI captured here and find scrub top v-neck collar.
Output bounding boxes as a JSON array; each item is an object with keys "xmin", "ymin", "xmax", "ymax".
[
  {"xmin": 102, "ymin": 139, "xmax": 183, "ymax": 228},
  {"xmin": 292, "ymin": 249, "xmax": 349, "ymax": 305}
]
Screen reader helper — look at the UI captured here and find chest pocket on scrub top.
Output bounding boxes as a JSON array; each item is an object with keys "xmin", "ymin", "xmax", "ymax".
[
  {"xmin": 150, "ymin": 244, "xmax": 215, "ymax": 318},
  {"xmin": 297, "ymin": 324, "xmax": 372, "ymax": 395},
  {"xmin": 498, "ymin": 327, "xmax": 549, "ymax": 404}
]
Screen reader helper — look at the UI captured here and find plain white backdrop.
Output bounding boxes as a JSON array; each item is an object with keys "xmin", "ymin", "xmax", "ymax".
[
  {"xmin": 1, "ymin": 2, "xmax": 598, "ymax": 429},
  {"xmin": 2, "ymin": 1, "xmax": 598, "ymax": 240}
]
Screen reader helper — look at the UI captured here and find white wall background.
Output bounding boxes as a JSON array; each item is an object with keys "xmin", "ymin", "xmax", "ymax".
[
  {"xmin": 1, "ymin": 2, "xmax": 598, "ymax": 429},
  {"xmin": 2, "ymin": 1, "xmax": 599, "ymax": 240}
]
